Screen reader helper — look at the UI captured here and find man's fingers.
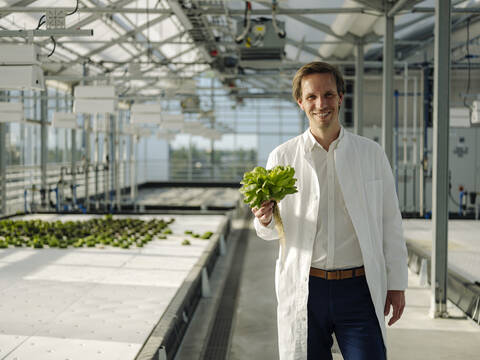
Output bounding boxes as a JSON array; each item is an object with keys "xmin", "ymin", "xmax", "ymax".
[
  {"xmin": 252, "ymin": 202, "xmax": 273, "ymax": 217},
  {"xmin": 388, "ymin": 300, "xmax": 405, "ymax": 326},
  {"xmin": 388, "ymin": 314, "xmax": 400, "ymax": 326},
  {"xmin": 384, "ymin": 298, "xmax": 391, "ymax": 316}
]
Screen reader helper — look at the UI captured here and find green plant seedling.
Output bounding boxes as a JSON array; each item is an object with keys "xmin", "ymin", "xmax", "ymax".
[
  {"xmin": 181, "ymin": 239, "xmax": 191, "ymax": 246},
  {"xmin": 201, "ymin": 231, "xmax": 213, "ymax": 239}
]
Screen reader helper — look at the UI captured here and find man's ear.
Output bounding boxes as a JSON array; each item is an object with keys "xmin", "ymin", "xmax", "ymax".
[
  {"xmin": 297, "ymin": 98, "xmax": 304, "ymax": 111},
  {"xmin": 338, "ymin": 92, "xmax": 344, "ymax": 107}
]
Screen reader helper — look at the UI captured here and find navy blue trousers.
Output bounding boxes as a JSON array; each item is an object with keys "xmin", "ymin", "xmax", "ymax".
[{"xmin": 307, "ymin": 275, "xmax": 386, "ymax": 360}]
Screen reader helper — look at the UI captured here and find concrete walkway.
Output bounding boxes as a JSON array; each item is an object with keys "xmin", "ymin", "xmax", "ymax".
[{"xmin": 229, "ymin": 220, "xmax": 480, "ymax": 360}]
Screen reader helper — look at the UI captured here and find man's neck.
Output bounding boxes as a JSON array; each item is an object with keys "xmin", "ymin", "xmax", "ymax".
[{"xmin": 310, "ymin": 124, "xmax": 341, "ymax": 151}]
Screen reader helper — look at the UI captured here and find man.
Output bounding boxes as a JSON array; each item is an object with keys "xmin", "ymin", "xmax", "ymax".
[{"xmin": 252, "ymin": 62, "xmax": 408, "ymax": 360}]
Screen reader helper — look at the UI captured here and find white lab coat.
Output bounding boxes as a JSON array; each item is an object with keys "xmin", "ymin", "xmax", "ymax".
[{"xmin": 254, "ymin": 129, "xmax": 408, "ymax": 360}]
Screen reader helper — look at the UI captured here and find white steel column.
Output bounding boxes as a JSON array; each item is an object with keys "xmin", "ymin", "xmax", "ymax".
[
  {"xmin": 431, "ymin": 0, "xmax": 451, "ymax": 318},
  {"xmin": 40, "ymin": 91, "xmax": 48, "ymax": 207},
  {"xmin": 382, "ymin": 12, "xmax": 395, "ymax": 165},
  {"xmin": 0, "ymin": 92, "xmax": 6, "ymax": 215},
  {"xmin": 354, "ymin": 40, "xmax": 364, "ymax": 136},
  {"xmin": 94, "ymin": 114, "xmax": 100, "ymax": 209},
  {"xmin": 71, "ymin": 94, "xmax": 77, "ymax": 198}
]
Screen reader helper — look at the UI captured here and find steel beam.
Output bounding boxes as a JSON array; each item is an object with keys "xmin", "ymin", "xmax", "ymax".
[
  {"xmin": 0, "ymin": 29, "xmax": 93, "ymax": 37},
  {"xmin": 0, "ymin": 7, "xmax": 374, "ymax": 15},
  {"xmin": 354, "ymin": 41, "xmax": 364, "ymax": 136},
  {"xmin": 382, "ymin": 13, "xmax": 395, "ymax": 165},
  {"xmin": 431, "ymin": 0, "xmax": 450, "ymax": 319},
  {"xmin": 53, "ymin": 14, "xmax": 169, "ymax": 73}
]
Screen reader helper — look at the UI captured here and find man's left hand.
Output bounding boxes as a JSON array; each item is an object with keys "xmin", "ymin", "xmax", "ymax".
[{"xmin": 384, "ymin": 290, "xmax": 405, "ymax": 326}]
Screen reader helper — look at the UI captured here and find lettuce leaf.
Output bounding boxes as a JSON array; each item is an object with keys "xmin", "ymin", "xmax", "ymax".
[{"xmin": 239, "ymin": 165, "xmax": 298, "ymax": 208}]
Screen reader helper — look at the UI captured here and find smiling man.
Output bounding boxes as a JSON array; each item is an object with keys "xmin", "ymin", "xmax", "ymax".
[{"xmin": 251, "ymin": 62, "xmax": 408, "ymax": 360}]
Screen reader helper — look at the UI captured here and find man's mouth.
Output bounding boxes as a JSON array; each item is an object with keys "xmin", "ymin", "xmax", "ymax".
[{"xmin": 312, "ymin": 110, "xmax": 331, "ymax": 119}]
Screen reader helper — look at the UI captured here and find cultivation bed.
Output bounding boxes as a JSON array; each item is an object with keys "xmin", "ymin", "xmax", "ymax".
[
  {"xmin": 403, "ymin": 219, "xmax": 480, "ymax": 282},
  {"xmin": 0, "ymin": 213, "xmax": 226, "ymax": 360},
  {"xmin": 135, "ymin": 187, "xmax": 241, "ymax": 209}
]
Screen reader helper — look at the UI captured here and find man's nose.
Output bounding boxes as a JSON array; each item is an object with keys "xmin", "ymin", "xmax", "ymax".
[{"xmin": 315, "ymin": 96, "xmax": 326, "ymax": 108}]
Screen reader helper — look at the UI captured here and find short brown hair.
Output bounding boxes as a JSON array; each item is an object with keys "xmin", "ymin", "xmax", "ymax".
[{"xmin": 292, "ymin": 61, "xmax": 345, "ymax": 102}]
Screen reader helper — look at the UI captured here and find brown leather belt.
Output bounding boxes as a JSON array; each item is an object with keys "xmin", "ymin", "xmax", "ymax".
[{"xmin": 309, "ymin": 266, "xmax": 365, "ymax": 280}]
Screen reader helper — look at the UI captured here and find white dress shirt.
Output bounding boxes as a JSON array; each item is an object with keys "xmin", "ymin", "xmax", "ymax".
[{"xmin": 308, "ymin": 128, "xmax": 364, "ymax": 270}]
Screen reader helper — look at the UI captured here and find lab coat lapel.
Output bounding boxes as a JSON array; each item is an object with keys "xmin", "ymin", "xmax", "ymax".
[{"xmin": 334, "ymin": 133, "xmax": 373, "ymax": 256}]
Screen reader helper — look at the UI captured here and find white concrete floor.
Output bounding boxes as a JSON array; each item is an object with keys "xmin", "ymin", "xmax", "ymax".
[{"xmin": 229, "ymin": 220, "xmax": 480, "ymax": 360}]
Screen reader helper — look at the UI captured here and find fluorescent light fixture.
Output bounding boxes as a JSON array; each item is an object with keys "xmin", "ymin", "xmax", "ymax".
[
  {"xmin": 138, "ymin": 128, "xmax": 153, "ymax": 137},
  {"xmin": 0, "ymin": 44, "xmax": 39, "ymax": 65},
  {"xmin": 131, "ymin": 113, "xmax": 162, "ymax": 124},
  {"xmin": 52, "ymin": 112, "xmax": 77, "ymax": 129},
  {"xmin": 156, "ymin": 131, "xmax": 176, "ymax": 141},
  {"xmin": 74, "ymin": 85, "xmax": 116, "ymax": 114},
  {"xmin": 131, "ymin": 103, "xmax": 161, "ymax": 114},
  {"xmin": 0, "ymin": 65, "xmax": 45, "ymax": 90},
  {"xmin": 471, "ymin": 101, "xmax": 480, "ymax": 126},
  {"xmin": 130, "ymin": 103, "xmax": 162, "ymax": 123},
  {"xmin": 161, "ymin": 114, "xmax": 184, "ymax": 122},
  {"xmin": 160, "ymin": 113, "xmax": 184, "ymax": 130},
  {"xmin": 75, "ymin": 86, "xmax": 115, "ymax": 98},
  {"xmin": 0, "ymin": 102, "xmax": 24, "ymax": 123},
  {"xmin": 182, "ymin": 120, "xmax": 207, "ymax": 135}
]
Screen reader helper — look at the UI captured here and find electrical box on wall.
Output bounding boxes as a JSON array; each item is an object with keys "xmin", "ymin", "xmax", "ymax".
[{"xmin": 471, "ymin": 100, "xmax": 480, "ymax": 126}]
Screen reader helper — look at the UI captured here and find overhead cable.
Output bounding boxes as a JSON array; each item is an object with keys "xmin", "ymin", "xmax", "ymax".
[
  {"xmin": 66, "ymin": 0, "xmax": 79, "ymax": 16},
  {"xmin": 272, "ymin": 0, "xmax": 286, "ymax": 38},
  {"xmin": 235, "ymin": 2, "xmax": 252, "ymax": 44}
]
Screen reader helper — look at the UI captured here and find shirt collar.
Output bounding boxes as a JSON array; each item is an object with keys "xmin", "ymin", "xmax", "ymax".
[{"xmin": 304, "ymin": 126, "xmax": 344, "ymax": 152}]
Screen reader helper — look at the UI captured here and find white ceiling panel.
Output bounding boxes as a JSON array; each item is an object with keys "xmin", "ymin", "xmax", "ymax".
[{"xmin": 98, "ymin": 44, "xmax": 132, "ymax": 62}]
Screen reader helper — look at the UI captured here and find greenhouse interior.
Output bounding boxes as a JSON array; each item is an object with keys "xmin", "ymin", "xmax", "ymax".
[{"xmin": 0, "ymin": 0, "xmax": 479, "ymax": 359}]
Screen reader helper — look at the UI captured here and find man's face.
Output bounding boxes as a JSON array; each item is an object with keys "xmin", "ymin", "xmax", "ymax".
[{"xmin": 297, "ymin": 72, "xmax": 344, "ymax": 131}]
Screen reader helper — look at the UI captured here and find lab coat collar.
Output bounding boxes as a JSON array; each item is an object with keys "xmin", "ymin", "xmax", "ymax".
[{"xmin": 303, "ymin": 126, "xmax": 345, "ymax": 153}]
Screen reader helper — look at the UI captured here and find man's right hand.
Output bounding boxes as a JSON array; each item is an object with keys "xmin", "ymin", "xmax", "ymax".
[{"xmin": 252, "ymin": 201, "xmax": 275, "ymax": 227}]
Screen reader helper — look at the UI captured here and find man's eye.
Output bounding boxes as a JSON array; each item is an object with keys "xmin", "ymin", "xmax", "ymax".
[{"xmin": 325, "ymin": 93, "xmax": 333, "ymax": 98}]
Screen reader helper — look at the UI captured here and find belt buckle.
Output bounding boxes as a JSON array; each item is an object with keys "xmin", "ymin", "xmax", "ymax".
[{"xmin": 335, "ymin": 270, "xmax": 341, "ymax": 280}]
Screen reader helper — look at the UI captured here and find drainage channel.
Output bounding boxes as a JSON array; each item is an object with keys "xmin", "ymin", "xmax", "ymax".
[{"xmin": 200, "ymin": 221, "xmax": 250, "ymax": 359}]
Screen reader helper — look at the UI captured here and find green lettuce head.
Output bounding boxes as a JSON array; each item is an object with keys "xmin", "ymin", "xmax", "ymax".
[{"xmin": 239, "ymin": 165, "xmax": 298, "ymax": 208}]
